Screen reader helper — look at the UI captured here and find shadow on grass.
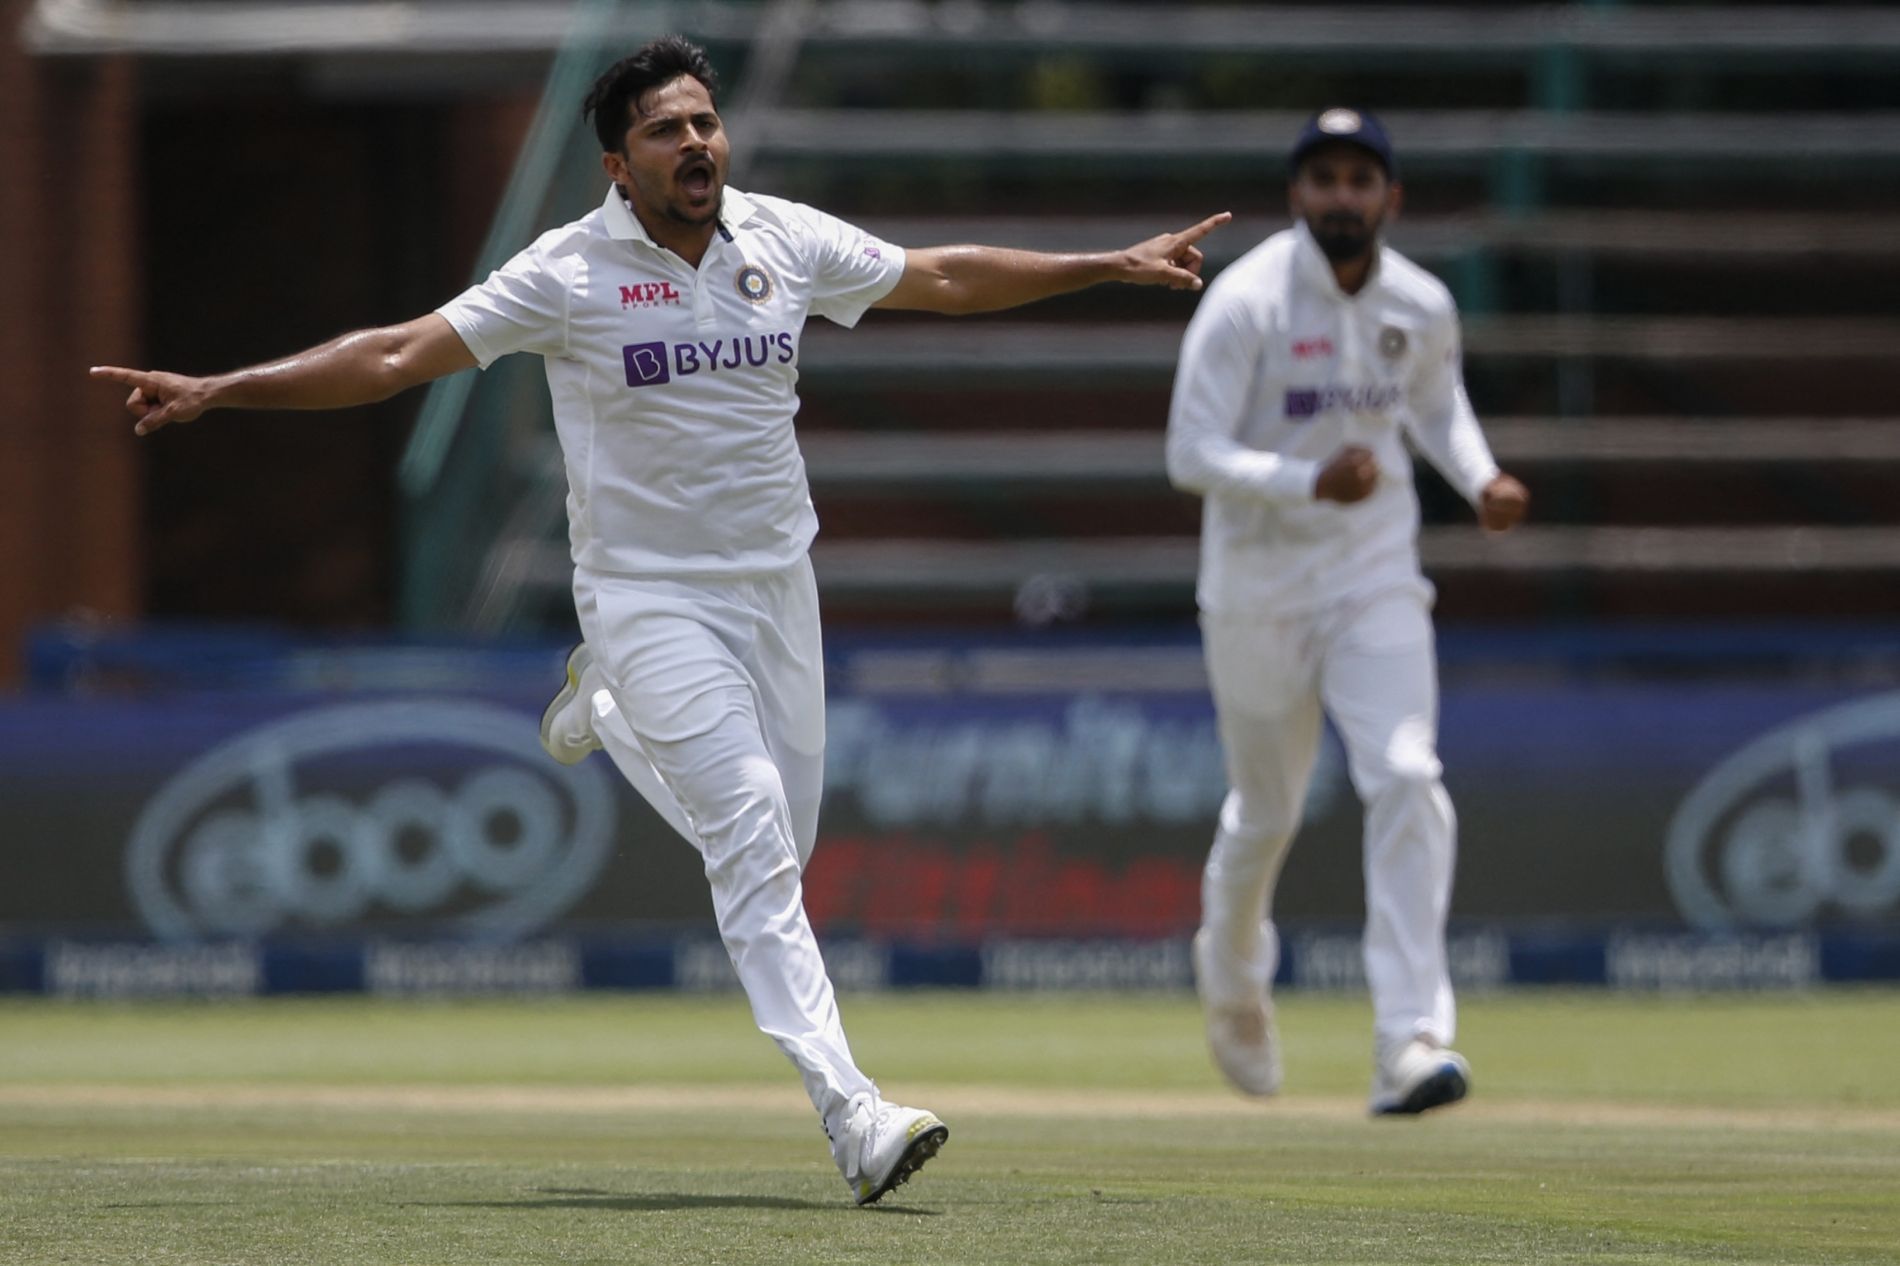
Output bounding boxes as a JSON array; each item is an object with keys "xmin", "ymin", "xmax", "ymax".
[{"xmin": 415, "ymin": 1187, "xmax": 938, "ymax": 1216}]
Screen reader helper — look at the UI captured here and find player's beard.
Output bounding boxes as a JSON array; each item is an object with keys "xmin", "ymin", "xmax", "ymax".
[
  {"xmin": 1310, "ymin": 209, "xmax": 1381, "ymax": 264},
  {"xmin": 662, "ymin": 193, "xmax": 722, "ymax": 227}
]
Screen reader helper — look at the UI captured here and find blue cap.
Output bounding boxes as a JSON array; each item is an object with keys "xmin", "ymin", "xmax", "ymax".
[{"xmin": 1289, "ymin": 108, "xmax": 1396, "ymax": 177}]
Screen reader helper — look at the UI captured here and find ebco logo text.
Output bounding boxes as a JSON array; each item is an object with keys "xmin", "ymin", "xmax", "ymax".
[
  {"xmin": 1665, "ymin": 693, "xmax": 1900, "ymax": 930},
  {"xmin": 124, "ymin": 700, "xmax": 617, "ymax": 941}
]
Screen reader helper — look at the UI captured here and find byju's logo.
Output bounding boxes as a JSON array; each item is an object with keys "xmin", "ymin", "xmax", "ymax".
[
  {"xmin": 1665, "ymin": 693, "xmax": 1900, "ymax": 930},
  {"xmin": 124, "ymin": 700, "xmax": 618, "ymax": 941},
  {"xmin": 622, "ymin": 334, "xmax": 797, "ymax": 388},
  {"xmin": 624, "ymin": 341, "xmax": 670, "ymax": 387},
  {"xmin": 1283, "ymin": 384, "xmax": 1402, "ymax": 420},
  {"xmin": 1285, "ymin": 389, "xmax": 1321, "ymax": 419}
]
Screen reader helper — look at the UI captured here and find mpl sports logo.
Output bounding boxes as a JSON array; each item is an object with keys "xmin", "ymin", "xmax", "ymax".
[
  {"xmin": 1665, "ymin": 693, "xmax": 1900, "ymax": 930},
  {"xmin": 1284, "ymin": 383, "xmax": 1402, "ymax": 420},
  {"xmin": 619, "ymin": 281, "xmax": 682, "ymax": 309},
  {"xmin": 123, "ymin": 700, "xmax": 617, "ymax": 941},
  {"xmin": 623, "ymin": 332, "xmax": 797, "ymax": 388}
]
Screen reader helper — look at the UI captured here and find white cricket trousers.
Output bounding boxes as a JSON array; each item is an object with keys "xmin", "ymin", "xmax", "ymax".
[
  {"xmin": 1199, "ymin": 582, "xmax": 1457, "ymax": 1053},
  {"xmin": 573, "ymin": 558, "xmax": 875, "ymax": 1131}
]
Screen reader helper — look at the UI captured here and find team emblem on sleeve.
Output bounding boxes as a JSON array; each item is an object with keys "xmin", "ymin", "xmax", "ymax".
[
  {"xmin": 1378, "ymin": 326, "xmax": 1408, "ymax": 359},
  {"xmin": 735, "ymin": 264, "xmax": 775, "ymax": 304}
]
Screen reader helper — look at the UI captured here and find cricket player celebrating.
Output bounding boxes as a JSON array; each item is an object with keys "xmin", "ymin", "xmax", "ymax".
[
  {"xmin": 93, "ymin": 37, "xmax": 1227, "ymax": 1203},
  {"xmin": 1166, "ymin": 109, "xmax": 1528, "ymax": 1114}
]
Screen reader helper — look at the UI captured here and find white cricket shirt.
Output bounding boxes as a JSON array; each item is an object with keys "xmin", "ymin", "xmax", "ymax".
[
  {"xmin": 437, "ymin": 185, "xmax": 905, "ymax": 577},
  {"xmin": 1166, "ymin": 221, "xmax": 1500, "ymax": 616}
]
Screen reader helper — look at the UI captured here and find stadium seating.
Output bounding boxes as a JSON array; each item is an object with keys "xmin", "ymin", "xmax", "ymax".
[
  {"xmin": 35, "ymin": 0, "xmax": 1899, "ymax": 630},
  {"xmin": 754, "ymin": 3, "xmax": 1900, "ymax": 627}
]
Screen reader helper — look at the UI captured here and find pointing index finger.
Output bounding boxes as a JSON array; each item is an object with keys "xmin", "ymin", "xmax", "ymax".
[
  {"xmin": 1172, "ymin": 211, "xmax": 1233, "ymax": 246},
  {"xmin": 90, "ymin": 365, "xmax": 151, "ymax": 389}
]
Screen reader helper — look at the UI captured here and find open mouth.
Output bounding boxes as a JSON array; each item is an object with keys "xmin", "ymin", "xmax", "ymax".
[{"xmin": 678, "ymin": 159, "xmax": 715, "ymax": 200}]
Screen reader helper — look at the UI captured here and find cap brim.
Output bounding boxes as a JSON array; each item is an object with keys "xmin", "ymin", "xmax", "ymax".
[{"xmin": 1288, "ymin": 136, "xmax": 1394, "ymax": 176}]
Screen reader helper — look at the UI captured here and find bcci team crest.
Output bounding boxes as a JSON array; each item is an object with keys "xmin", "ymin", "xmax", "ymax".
[
  {"xmin": 735, "ymin": 264, "xmax": 774, "ymax": 304},
  {"xmin": 1378, "ymin": 326, "xmax": 1408, "ymax": 359},
  {"xmin": 1318, "ymin": 108, "xmax": 1364, "ymax": 135}
]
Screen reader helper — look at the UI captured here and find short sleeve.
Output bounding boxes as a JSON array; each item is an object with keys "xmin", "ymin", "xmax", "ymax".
[
  {"xmin": 434, "ymin": 238, "xmax": 570, "ymax": 369},
  {"xmin": 789, "ymin": 205, "xmax": 906, "ymax": 328}
]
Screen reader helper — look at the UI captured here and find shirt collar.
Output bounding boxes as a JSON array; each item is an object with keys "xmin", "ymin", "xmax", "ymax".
[
  {"xmin": 1293, "ymin": 218, "xmax": 1383, "ymax": 299},
  {"xmin": 601, "ymin": 183, "xmax": 760, "ymax": 247}
]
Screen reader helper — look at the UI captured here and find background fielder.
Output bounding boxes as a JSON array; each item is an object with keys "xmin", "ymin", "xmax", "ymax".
[
  {"xmin": 1166, "ymin": 108, "xmax": 1529, "ymax": 1114},
  {"xmin": 92, "ymin": 36, "xmax": 1227, "ymax": 1204}
]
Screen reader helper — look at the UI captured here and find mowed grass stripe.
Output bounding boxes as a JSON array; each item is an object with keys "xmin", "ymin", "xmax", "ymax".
[
  {"xmin": 2, "ymin": 992, "xmax": 1898, "ymax": 1264},
  {"xmin": 5, "ymin": 991, "xmax": 1899, "ymax": 1104},
  {"xmin": 6, "ymin": 1081, "xmax": 1900, "ymax": 1132},
  {"xmin": 3, "ymin": 1108, "xmax": 1896, "ymax": 1265}
]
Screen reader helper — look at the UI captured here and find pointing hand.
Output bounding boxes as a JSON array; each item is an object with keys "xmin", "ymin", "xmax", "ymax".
[
  {"xmin": 90, "ymin": 366, "xmax": 212, "ymax": 435},
  {"xmin": 1121, "ymin": 212, "xmax": 1233, "ymax": 290}
]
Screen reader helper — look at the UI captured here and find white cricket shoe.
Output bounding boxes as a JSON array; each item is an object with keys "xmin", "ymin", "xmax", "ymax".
[
  {"xmin": 1192, "ymin": 927, "xmax": 1283, "ymax": 1097},
  {"xmin": 1370, "ymin": 1037, "xmax": 1471, "ymax": 1116},
  {"xmin": 539, "ymin": 643, "xmax": 603, "ymax": 766},
  {"xmin": 831, "ymin": 1092, "xmax": 949, "ymax": 1206}
]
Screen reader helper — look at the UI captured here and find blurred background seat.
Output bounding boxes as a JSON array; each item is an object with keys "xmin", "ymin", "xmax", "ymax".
[{"xmin": 13, "ymin": 0, "xmax": 1900, "ymax": 645}]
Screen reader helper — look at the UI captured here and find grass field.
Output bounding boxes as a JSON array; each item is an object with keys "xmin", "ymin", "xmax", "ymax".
[{"xmin": 3, "ymin": 990, "xmax": 1898, "ymax": 1265}]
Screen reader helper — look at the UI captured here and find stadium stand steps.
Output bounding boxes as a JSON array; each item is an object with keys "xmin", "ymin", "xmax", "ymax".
[
  {"xmin": 738, "ymin": 8, "xmax": 1900, "ymax": 626},
  {"xmin": 446, "ymin": 1, "xmax": 1900, "ymax": 629},
  {"xmin": 109, "ymin": 0, "xmax": 1866, "ymax": 632},
  {"xmin": 26, "ymin": 1, "xmax": 1899, "ymax": 631}
]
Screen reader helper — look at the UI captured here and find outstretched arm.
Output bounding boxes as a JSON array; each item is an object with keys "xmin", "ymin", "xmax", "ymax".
[
  {"xmin": 874, "ymin": 213, "xmax": 1231, "ymax": 315},
  {"xmin": 91, "ymin": 314, "xmax": 476, "ymax": 436}
]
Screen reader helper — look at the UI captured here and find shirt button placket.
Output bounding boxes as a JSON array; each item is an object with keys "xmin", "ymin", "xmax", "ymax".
[
  {"xmin": 1336, "ymin": 308, "xmax": 1364, "ymax": 445},
  {"xmin": 693, "ymin": 242, "xmax": 721, "ymax": 330}
]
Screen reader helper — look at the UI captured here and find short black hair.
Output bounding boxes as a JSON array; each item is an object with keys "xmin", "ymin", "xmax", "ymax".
[{"xmin": 582, "ymin": 35, "xmax": 720, "ymax": 154}]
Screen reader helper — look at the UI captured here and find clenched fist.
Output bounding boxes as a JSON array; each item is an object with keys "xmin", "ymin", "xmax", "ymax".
[
  {"xmin": 1314, "ymin": 445, "xmax": 1380, "ymax": 504},
  {"xmin": 1480, "ymin": 472, "xmax": 1530, "ymax": 532}
]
